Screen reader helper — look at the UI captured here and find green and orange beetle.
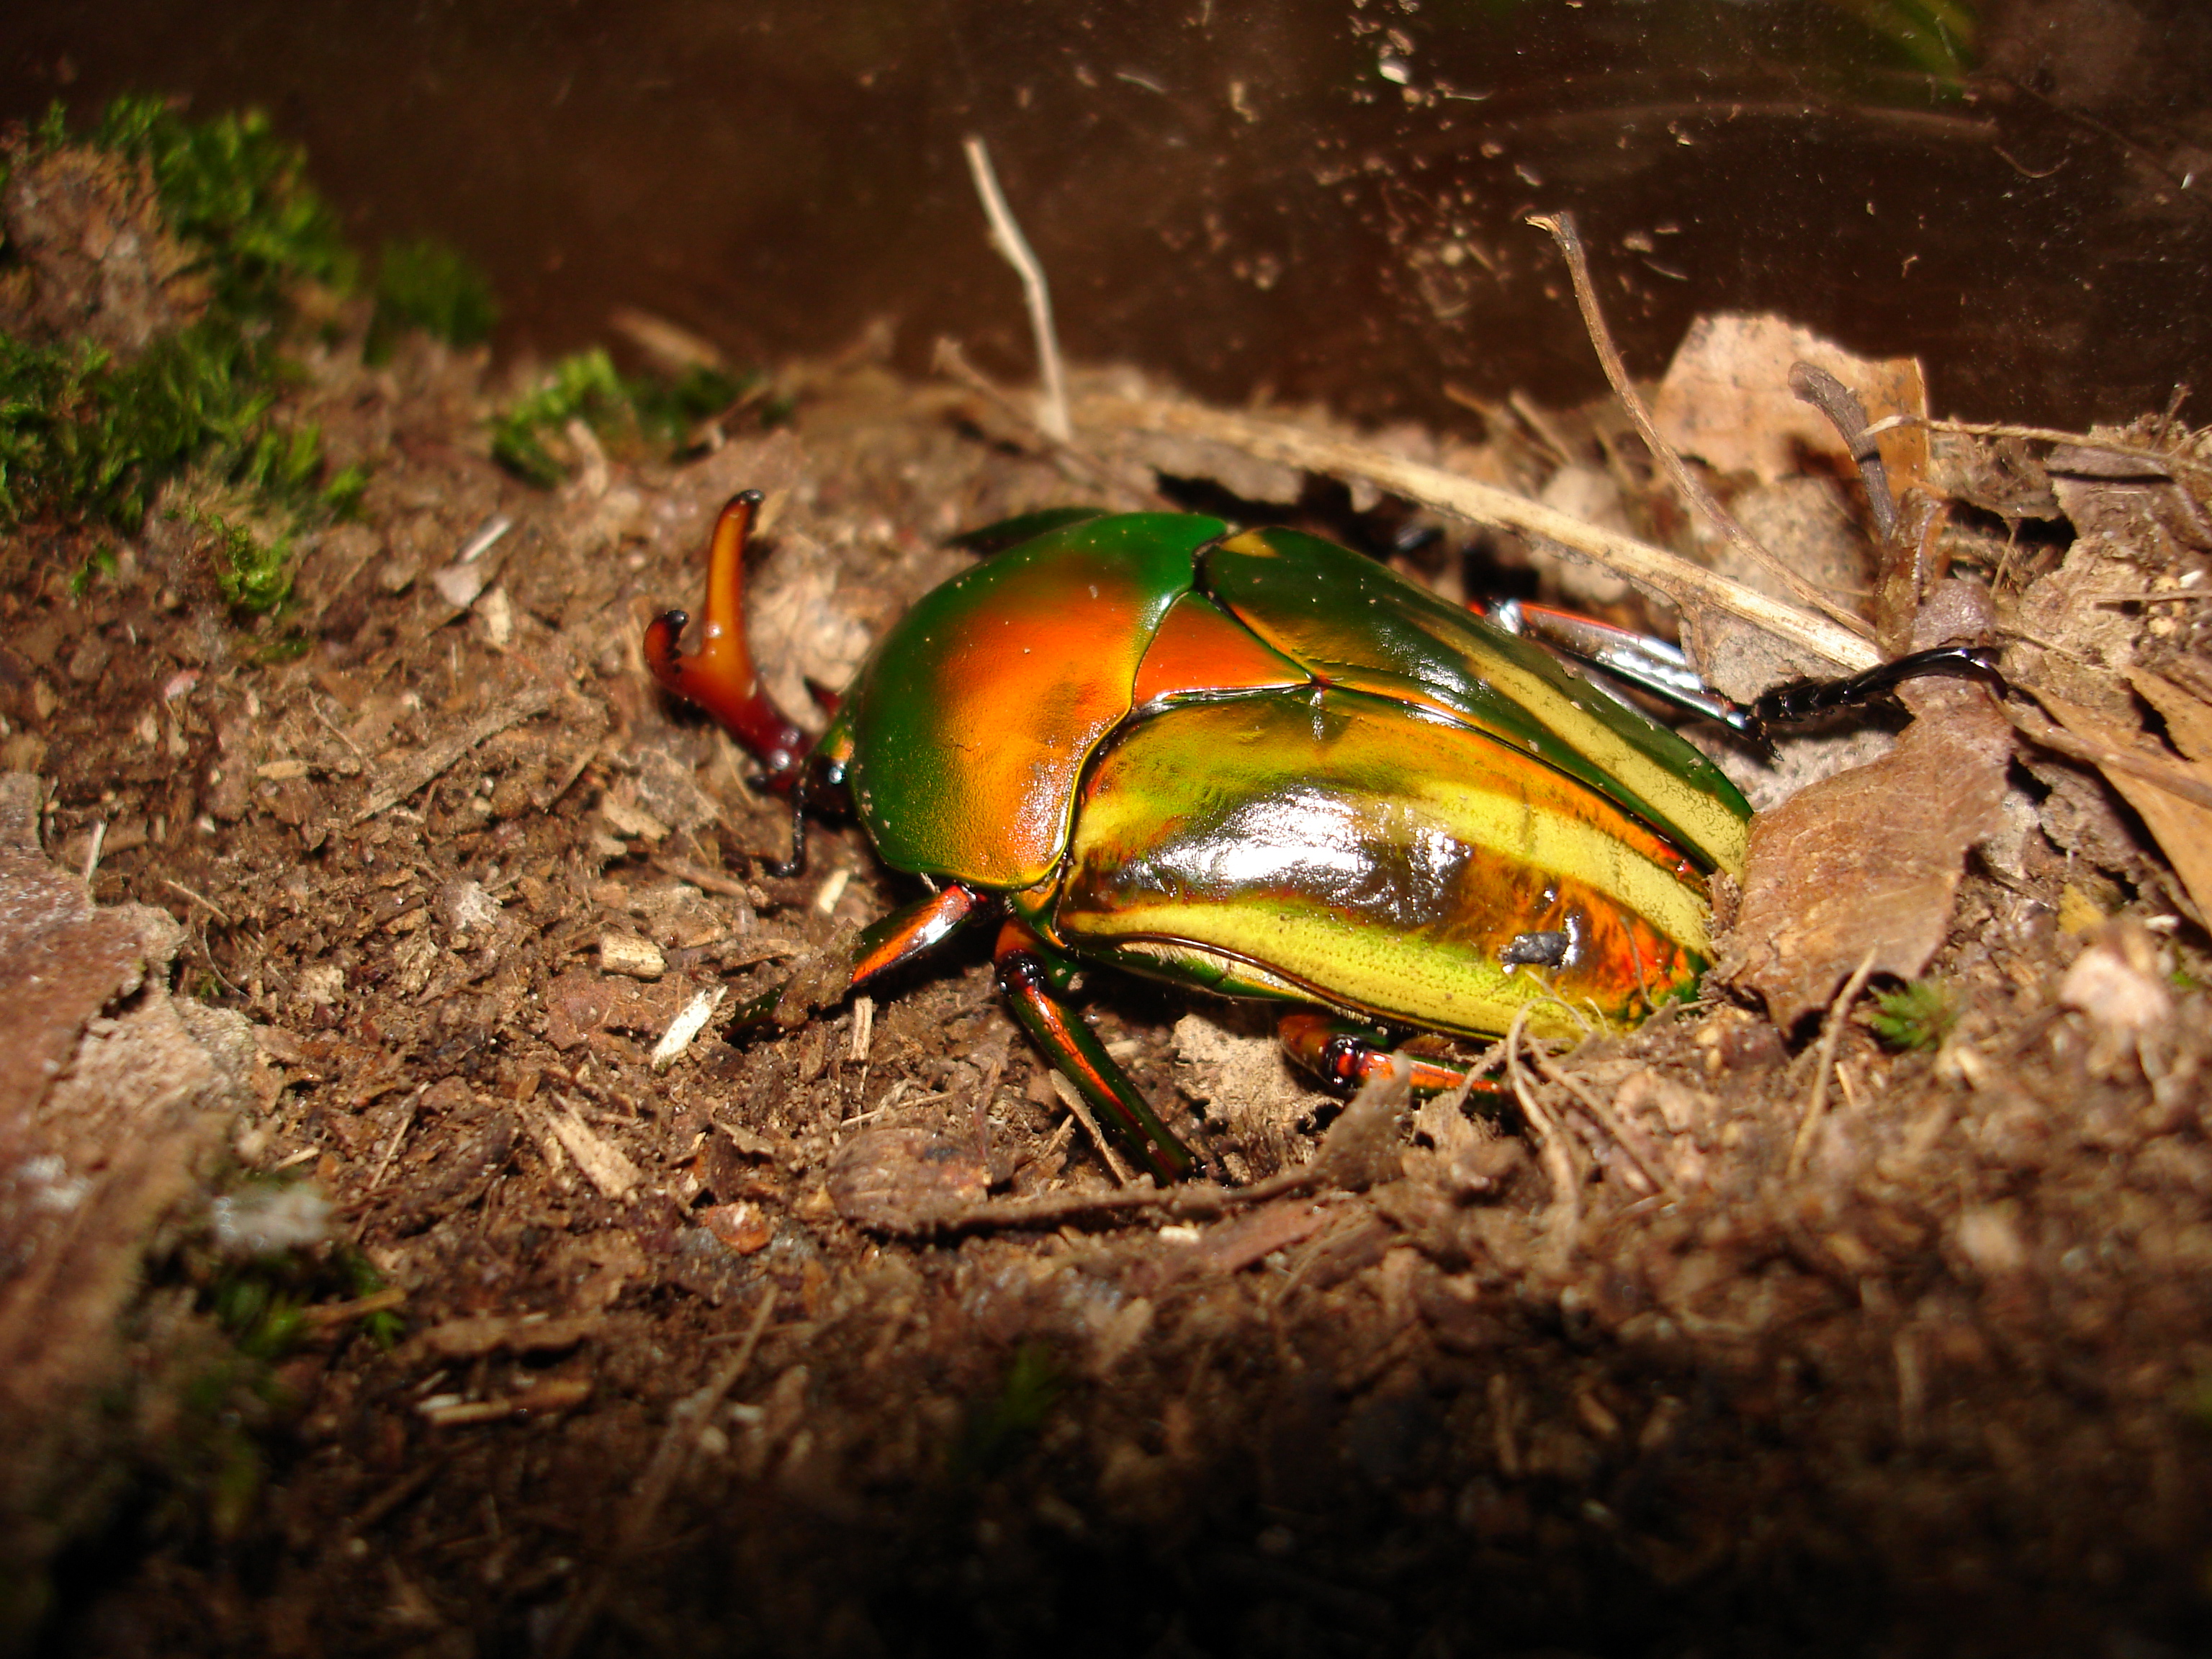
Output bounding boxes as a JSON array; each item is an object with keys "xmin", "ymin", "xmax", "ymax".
[{"xmin": 645, "ymin": 493, "xmax": 1753, "ymax": 1183}]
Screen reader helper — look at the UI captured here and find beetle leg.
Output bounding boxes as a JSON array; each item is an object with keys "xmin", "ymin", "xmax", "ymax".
[
  {"xmin": 992, "ymin": 920, "xmax": 1196, "ymax": 1184},
  {"xmin": 727, "ymin": 884, "xmax": 989, "ymax": 1032},
  {"xmin": 1278, "ymin": 1012, "xmax": 1500, "ymax": 1098},
  {"xmin": 760, "ymin": 773, "xmax": 811, "ymax": 878}
]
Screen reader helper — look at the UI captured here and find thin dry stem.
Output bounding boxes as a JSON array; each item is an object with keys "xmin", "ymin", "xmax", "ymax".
[
  {"xmin": 1532, "ymin": 1050, "xmax": 1679, "ymax": 1201},
  {"xmin": 961, "ymin": 135, "xmax": 1071, "ymax": 444},
  {"xmin": 1527, "ymin": 210, "xmax": 1874, "ymax": 640},
  {"xmin": 1048, "ymin": 1071, "xmax": 1137, "ymax": 1187},
  {"xmin": 1505, "ymin": 1007, "xmax": 1581, "ymax": 1247},
  {"xmin": 1787, "ymin": 950, "xmax": 1879, "ymax": 1179},
  {"xmin": 1863, "ymin": 413, "xmax": 2212, "ymax": 484}
]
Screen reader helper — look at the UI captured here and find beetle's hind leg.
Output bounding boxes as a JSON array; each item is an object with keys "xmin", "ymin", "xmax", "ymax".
[
  {"xmin": 1278, "ymin": 1012, "xmax": 1502, "ymax": 1098},
  {"xmin": 992, "ymin": 920, "xmax": 1197, "ymax": 1185}
]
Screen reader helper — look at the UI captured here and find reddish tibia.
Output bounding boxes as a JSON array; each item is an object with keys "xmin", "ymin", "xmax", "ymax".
[
  {"xmin": 849, "ymin": 884, "xmax": 989, "ymax": 989},
  {"xmin": 993, "ymin": 918, "xmax": 1195, "ymax": 1184},
  {"xmin": 643, "ymin": 491, "xmax": 813, "ymax": 784}
]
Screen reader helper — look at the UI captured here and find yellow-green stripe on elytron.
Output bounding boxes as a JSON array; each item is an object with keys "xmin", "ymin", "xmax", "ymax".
[
  {"xmin": 1206, "ymin": 529, "xmax": 1750, "ymax": 878},
  {"xmin": 1465, "ymin": 651, "xmax": 1750, "ymax": 879},
  {"xmin": 1055, "ymin": 689, "xmax": 1712, "ymax": 1038}
]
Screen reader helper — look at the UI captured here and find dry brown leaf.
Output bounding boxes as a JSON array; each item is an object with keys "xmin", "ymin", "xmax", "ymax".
[
  {"xmin": 1653, "ymin": 313, "xmax": 1928, "ymax": 489},
  {"xmin": 2131, "ymin": 670, "xmax": 2212, "ymax": 763},
  {"xmin": 2037, "ymin": 693, "xmax": 2212, "ymax": 922},
  {"xmin": 1727, "ymin": 685, "xmax": 2013, "ymax": 1028}
]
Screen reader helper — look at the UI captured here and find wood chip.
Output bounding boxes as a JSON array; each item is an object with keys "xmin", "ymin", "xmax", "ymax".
[
  {"xmin": 650, "ymin": 985, "xmax": 728, "ymax": 1072},
  {"xmin": 419, "ymin": 1311, "xmax": 603, "ymax": 1360},
  {"xmin": 544, "ymin": 1099, "xmax": 642, "ymax": 1200},
  {"xmin": 598, "ymin": 932, "xmax": 666, "ymax": 980}
]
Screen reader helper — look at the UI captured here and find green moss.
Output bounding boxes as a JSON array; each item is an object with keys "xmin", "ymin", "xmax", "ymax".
[
  {"xmin": 367, "ymin": 237, "xmax": 498, "ymax": 363},
  {"xmin": 492, "ymin": 347, "xmax": 771, "ymax": 487},
  {"xmin": 1866, "ymin": 977, "xmax": 1959, "ymax": 1051},
  {"xmin": 84, "ymin": 94, "xmax": 356, "ymax": 316},
  {"xmin": 957, "ymin": 1341, "xmax": 1062, "ymax": 1475},
  {"xmin": 0, "ymin": 98, "xmax": 369, "ymax": 610}
]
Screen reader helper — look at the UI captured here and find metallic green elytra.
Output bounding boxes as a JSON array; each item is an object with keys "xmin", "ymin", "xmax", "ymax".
[{"xmin": 647, "ymin": 494, "xmax": 1753, "ymax": 1184}]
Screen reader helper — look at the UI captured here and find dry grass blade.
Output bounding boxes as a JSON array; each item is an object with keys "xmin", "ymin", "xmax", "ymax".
[{"xmin": 961, "ymin": 135, "xmax": 1071, "ymax": 444}]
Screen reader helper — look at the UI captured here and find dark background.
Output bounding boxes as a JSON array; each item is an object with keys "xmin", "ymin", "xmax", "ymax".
[{"xmin": 3, "ymin": 0, "xmax": 2208, "ymax": 428}]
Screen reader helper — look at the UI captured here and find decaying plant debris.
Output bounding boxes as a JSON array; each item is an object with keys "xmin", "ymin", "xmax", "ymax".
[{"xmin": 5, "ymin": 167, "xmax": 2212, "ymax": 1659}]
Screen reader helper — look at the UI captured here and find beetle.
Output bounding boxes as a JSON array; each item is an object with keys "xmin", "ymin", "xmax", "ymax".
[{"xmin": 645, "ymin": 491, "xmax": 1753, "ymax": 1183}]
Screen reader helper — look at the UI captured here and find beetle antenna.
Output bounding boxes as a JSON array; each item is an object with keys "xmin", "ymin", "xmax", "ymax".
[{"xmin": 644, "ymin": 490, "xmax": 814, "ymax": 788}]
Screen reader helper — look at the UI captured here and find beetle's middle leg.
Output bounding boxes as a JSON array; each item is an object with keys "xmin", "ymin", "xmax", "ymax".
[
  {"xmin": 992, "ymin": 920, "xmax": 1196, "ymax": 1184},
  {"xmin": 1278, "ymin": 1011, "xmax": 1501, "ymax": 1098}
]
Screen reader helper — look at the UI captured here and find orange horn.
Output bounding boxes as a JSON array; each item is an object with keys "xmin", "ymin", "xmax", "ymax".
[{"xmin": 644, "ymin": 490, "xmax": 811, "ymax": 784}]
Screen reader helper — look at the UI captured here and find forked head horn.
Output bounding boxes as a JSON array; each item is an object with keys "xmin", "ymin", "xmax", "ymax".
[{"xmin": 644, "ymin": 490, "xmax": 812, "ymax": 784}]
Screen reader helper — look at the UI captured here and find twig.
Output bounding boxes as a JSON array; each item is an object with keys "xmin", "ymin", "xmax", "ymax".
[
  {"xmin": 1787, "ymin": 950, "xmax": 1879, "ymax": 1179},
  {"xmin": 312, "ymin": 694, "xmax": 368, "ymax": 761},
  {"xmin": 970, "ymin": 1045, "xmax": 1002, "ymax": 1164},
  {"xmin": 1504, "ymin": 1006, "xmax": 1580, "ymax": 1245},
  {"xmin": 161, "ymin": 877, "xmax": 233, "ymax": 925},
  {"xmin": 1530, "ymin": 1050, "xmax": 1678, "ymax": 1201},
  {"xmin": 538, "ymin": 738, "xmax": 605, "ymax": 815},
  {"xmin": 1048, "ymin": 1072, "xmax": 1136, "ymax": 1186},
  {"xmin": 348, "ymin": 682, "xmax": 558, "ymax": 826},
  {"xmin": 932, "ymin": 338, "xmax": 1122, "ymax": 491},
  {"xmin": 302, "ymin": 1286, "xmax": 408, "ymax": 1328},
  {"xmin": 962, "ymin": 135, "xmax": 1071, "ymax": 444},
  {"xmin": 1075, "ymin": 394, "xmax": 1882, "ymax": 674},
  {"xmin": 365, "ymin": 1085, "xmax": 428, "ymax": 1193},
  {"xmin": 1527, "ymin": 210, "xmax": 1873, "ymax": 639},
  {"xmin": 649, "ymin": 853, "xmax": 757, "ymax": 899},
  {"xmin": 545, "ymin": 1287, "xmax": 777, "ymax": 1659},
  {"xmin": 886, "ymin": 1063, "xmax": 1412, "ymax": 1234},
  {"xmin": 1862, "ymin": 413, "xmax": 2212, "ymax": 485}
]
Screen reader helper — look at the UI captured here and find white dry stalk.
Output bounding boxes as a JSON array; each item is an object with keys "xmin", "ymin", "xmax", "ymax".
[
  {"xmin": 962, "ymin": 135, "xmax": 1073, "ymax": 444},
  {"xmin": 458, "ymin": 513, "xmax": 513, "ymax": 565}
]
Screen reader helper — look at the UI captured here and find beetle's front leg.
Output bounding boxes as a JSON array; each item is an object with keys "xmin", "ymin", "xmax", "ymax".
[
  {"xmin": 727, "ymin": 884, "xmax": 989, "ymax": 1031},
  {"xmin": 1278, "ymin": 1012, "xmax": 1501, "ymax": 1098},
  {"xmin": 992, "ymin": 920, "xmax": 1196, "ymax": 1184}
]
